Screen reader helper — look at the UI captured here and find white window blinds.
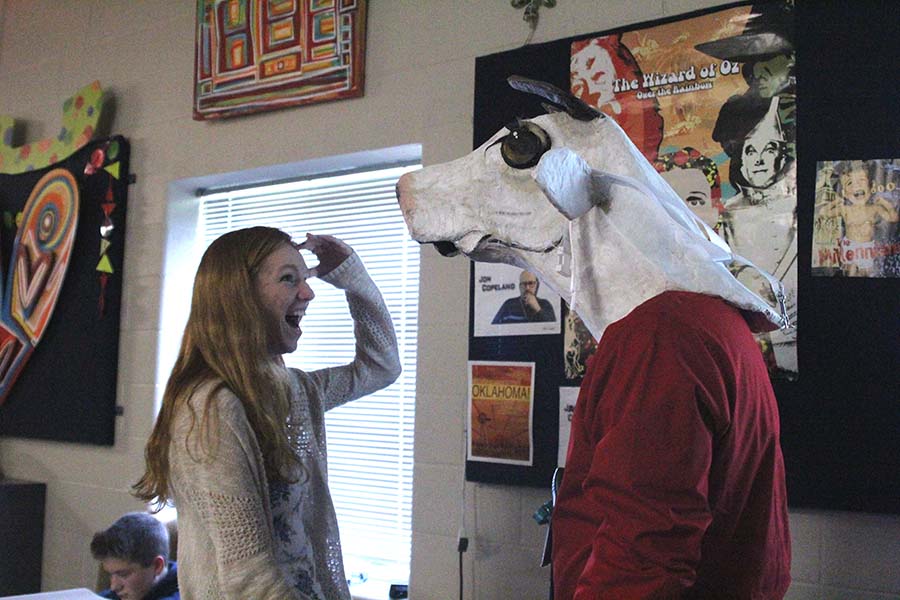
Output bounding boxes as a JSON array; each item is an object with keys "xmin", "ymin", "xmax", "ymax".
[{"xmin": 198, "ymin": 164, "xmax": 420, "ymax": 582}]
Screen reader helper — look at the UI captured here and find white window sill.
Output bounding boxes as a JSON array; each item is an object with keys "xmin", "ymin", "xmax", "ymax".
[{"xmin": 350, "ymin": 577, "xmax": 406, "ymax": 600}]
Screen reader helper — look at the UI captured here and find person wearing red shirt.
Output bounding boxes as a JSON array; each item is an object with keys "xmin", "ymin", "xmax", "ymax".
[{"xmin": 552, "ymin": 291, "xmax": 791, "ymax": 599}]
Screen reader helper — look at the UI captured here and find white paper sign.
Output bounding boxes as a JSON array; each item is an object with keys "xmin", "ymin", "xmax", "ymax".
[
  {"xmin": 558, "ymin": 387, "xmax": 580, "ymax": 467},
  {"xmin": 473, "ymin": 262, "xmax": 561, "ymax": 337}
]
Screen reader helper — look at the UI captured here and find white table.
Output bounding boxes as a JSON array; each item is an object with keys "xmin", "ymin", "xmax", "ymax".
[{"xmin": 0, "ymin": 589, "xmax": 102, "ymax": 599}]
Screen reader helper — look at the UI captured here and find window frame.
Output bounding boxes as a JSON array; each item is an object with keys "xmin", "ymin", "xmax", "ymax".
[{"xmin": 159, "ymin": 148, "xmax": 421, "ymax": 595}]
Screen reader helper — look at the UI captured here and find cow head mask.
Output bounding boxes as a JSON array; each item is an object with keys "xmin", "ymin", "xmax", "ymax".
[{"xmin": 397, "ymin": 76, "xmax": 789, "ymax": 340}]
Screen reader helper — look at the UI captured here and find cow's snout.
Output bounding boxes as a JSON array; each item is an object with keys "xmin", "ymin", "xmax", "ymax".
[{"xmin": 396, "ymin": 172, "xmax": 461, "ymax": 257}]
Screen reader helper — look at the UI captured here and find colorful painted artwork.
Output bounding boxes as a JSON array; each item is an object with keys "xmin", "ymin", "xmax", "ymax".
[
  {"xmin": 0, "ymin": 82, "xmax": 129, "ymax": 445},
  {"xmin": 0, "ymin": 81, "xmax": 103, "ymax": 175},
  {"xmin": 193, "ymin": 0, "xmax": 367, "ymax": 120},
  {"xmin": 571, "ymin": 1, "xmax": 798, "ymax": 377}
]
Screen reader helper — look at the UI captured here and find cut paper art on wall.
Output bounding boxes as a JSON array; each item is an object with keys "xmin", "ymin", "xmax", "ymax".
[
  {"xmin": 0, "ymin": 82, "xmax": 129, "ymax": 446},
  {"xmin": 193, "ymin": 0, "xmax": 368, "ymax": 120},
  {"xmin": 0, "ymin": 81, "xmax": 103, "ymax": 175}
]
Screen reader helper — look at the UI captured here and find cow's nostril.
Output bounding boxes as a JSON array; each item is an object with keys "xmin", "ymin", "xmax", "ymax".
[{"xmin": 432, "ymin": 241, "xmax": 459, "ymax": 257}]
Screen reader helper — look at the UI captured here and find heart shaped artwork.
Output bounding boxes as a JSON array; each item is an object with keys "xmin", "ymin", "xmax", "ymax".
[{"xmin": 0, "ymin": 168, "xmax": 79, "ymax": 405}]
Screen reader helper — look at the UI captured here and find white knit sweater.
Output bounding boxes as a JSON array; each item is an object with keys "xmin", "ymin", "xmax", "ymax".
[{"xmin": 168, "ymin": 254, "xmax": 401, "ymax": 600}]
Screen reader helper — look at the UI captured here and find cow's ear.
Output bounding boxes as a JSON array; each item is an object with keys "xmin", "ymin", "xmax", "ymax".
[{"xmin": 533, "ymin": 148, "xmax": 595, "ymax": 220}]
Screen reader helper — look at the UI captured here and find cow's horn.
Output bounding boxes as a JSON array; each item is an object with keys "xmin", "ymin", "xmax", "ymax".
[{"xmin": 508, "ymin": 75, "xmax": 602, "ymax": 122}]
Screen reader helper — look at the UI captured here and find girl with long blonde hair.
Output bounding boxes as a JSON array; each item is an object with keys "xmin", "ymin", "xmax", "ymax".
[{"xmin": 135, "ymin": 226, "xmax": 400, "ymax": 600}]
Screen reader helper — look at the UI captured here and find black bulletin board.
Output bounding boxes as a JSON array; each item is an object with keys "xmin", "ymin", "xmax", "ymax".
[
  {"xmin": 467, "ymin": 266, "xmax": 565, "ymax": 488},
  {"xmin": 466, "ymin": 0, "xmax": 900, "ymax": 515},
  {"xmin": 0, "ymin": 137, "xmax": 130, "ymax": 446}
]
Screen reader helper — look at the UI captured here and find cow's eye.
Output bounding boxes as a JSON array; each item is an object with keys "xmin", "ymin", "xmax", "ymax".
[{"xmin": 501, "ymin": 122, "xmax": 551, "ymax": 169}]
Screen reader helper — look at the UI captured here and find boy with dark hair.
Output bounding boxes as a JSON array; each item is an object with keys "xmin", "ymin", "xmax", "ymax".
[{"xmin": 90, "ymin": 512, "xmax": 179, "ymax": 600}]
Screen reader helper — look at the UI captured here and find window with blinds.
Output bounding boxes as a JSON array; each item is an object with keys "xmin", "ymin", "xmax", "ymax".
[{"xmin": 198, "ymin": 164, "xmax": 420, "ymax": 585}]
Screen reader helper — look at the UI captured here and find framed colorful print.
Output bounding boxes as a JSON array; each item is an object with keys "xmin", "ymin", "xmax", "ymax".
[{"xmin": 193, "ymin": 0, "xmax": 368, "ymax": 120}]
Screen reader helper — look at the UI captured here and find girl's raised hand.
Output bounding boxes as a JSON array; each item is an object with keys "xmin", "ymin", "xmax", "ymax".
[{"xmin": 296, "ymin": 233, "xmax": 353, "ymax": 278}]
